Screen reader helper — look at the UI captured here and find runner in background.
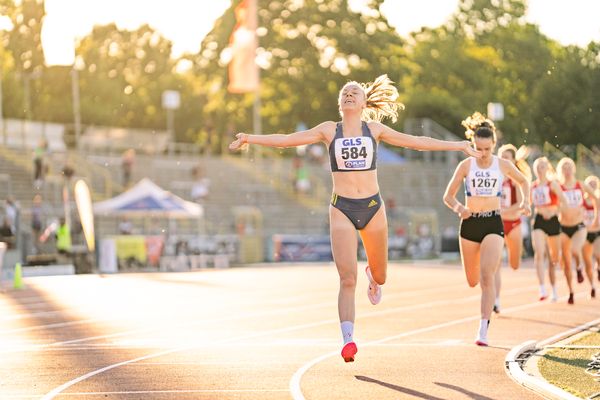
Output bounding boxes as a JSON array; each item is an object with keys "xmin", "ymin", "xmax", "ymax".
[
  {"xmin": 556, "ymin": 157, "xmax": 599, "ymax": 304},
  {"xmin": 493, "ymin": 144, "xmax": 531, "ymax": 313},
  {"xmin": 530, "ymin": 157, "xmax": 566, "ymax": 302}
]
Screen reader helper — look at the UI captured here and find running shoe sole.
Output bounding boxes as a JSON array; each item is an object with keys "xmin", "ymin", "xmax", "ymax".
[
  {"xmin": 475, "ymin": 340, "xmax": 488, "ymax": 347},
  {"xmin": 341, "ymin": 342, "xmax": 357, "ymax": 362}
]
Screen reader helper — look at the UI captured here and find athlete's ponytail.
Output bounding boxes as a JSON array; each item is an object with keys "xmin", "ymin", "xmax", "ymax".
[
  {"xmin": 339, "ymin": 75, "xmax": 404, "ymax": 123},
  {"xmin": 584, "ymin": 175, "xmax": 600, "ymax": 198},
  {"xmin": 461, "ymin": 112, "xmax": 497, "ymax": 142}
]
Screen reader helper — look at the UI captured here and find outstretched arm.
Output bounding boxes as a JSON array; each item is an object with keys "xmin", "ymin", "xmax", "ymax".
[
  {"xmin": 229, "ymin": 121, "xmax": 333, "ymax": 151},
  {"xmin": 370, "ymin": 121, "xmax": 481, "ymax": 158}
]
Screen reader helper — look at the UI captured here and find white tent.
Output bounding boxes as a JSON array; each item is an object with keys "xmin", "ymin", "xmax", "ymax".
[{"xmin": 93, "ymin": 178, "xmax": 203, "ymax": 219}]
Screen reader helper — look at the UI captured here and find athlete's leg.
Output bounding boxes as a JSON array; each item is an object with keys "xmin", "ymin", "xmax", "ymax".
[
  {"xmin": 546, "ymin": 234, "xmax": 561, "ymax": 298},
  {"xmin": 582, "ymin": 241, "xmax": 596, "ymax": 295},
  {"xmin": 493, "ymin": 261, "xmax": 501, "ymax": 312},
  {"xmin": 459, "ymin": 238, "xmax": 481, "ymax": 288},
  {"xmin": 358, "ymin": 206, "xmax": 388, "ymax": 285},
  {"xmin": 560, "ymin": 233, "xmax": 575, "ymax": 302},
  {"xmin": 594, "ymin": 237, "xmax": 600, "ymax": 281},
  {"xmin": 479, "ymin": 235, "xmax": 505, "ymax": 320},
  {"xmin": 573, "ymin": 228, "xmax": 587, "ymax": 283},
  {"xmin": 330, "ymin": 206, "xmax": 359, "ymax": 322},
  {"xmin": 532, "ymin": 230, "xmax": 548, "ymax": 295},
  {"xmin": 505, "ymin": 226, "xmax": 522, "ymax": 270}
]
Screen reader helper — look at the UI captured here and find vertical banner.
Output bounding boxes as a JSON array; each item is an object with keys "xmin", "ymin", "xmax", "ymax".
[
  {"xmin": 228, "ymin": 0, "xmax": 259, "ymax": 93},
  {"xmin": 74, "ymin": 180, "xmax": 95, "ymax": 252}
]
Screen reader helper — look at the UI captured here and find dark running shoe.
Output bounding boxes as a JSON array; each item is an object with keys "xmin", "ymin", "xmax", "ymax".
[
  {"xmin": 592, "ymin": 288, "xmax": 596, "ymax": 299},
  {"xmin": 577, "ymin": 269, "xmax": 584, "ymax": 284},
  {"xmin": 493, "ymin": 304, "xmax": 500, "ymax": 314},
  {"xmin": 568, "ymin": 293, "xmax": 575, "ymax": 305}
]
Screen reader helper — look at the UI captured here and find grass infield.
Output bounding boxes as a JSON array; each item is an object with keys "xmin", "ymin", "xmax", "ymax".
[{"xmin": 538, "ymin": 329, "xmax": 600, "ymax": 398}]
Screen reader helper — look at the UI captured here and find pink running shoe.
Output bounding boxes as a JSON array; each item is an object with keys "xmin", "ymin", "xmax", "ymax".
[
  {"xmin": 341, "ymin": 342, "xmax": 358, "ymax": 362},
  {"xmin": 365, "ymin": 266, "xmax": 382, "ymax": 305},
  {"xmin": 475, "ymin": 339, "xmax": 489, "ymax": 347}
]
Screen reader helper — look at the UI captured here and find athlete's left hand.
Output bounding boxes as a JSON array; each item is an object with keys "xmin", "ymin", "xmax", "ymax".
[
  {"xmin": 460, "ymin": 141, "xmax": 482, "ymax": 158},
  {"xmin": 520, "ymin": 202, "xmax": 532, "ymax": 217}
]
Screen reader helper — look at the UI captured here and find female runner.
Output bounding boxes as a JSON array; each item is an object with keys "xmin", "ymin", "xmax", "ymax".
[
  {"xmin": 580, "ymin": 175, "xmax": 600, "ymax": 297},
  {"xmin": 556, "ymin": 157, "xmax": 599, "ymax": 304},
  {"xmin": 530, "ymin": 157, "xmax": 566, "ymax": 302},
  {"xmin": 229, "ymin": 75, "xmax": 479, "ymax": 362},
  {"xmin": 443, "ymin": 112, "xmax": 530, "ymax": 346},
  {"xmin": 493, "ymin": 144, "xmax": 531, "ymax": 313}
]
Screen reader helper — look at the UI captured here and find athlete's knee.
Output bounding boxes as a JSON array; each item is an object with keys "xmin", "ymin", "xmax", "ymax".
[
  {"xmin": 339, "ymin": 274, "xmax": 357, "ymax": 290},
  {"xmin": 479, "ymin": 274, "xmax": 494, "ymax": 289}
]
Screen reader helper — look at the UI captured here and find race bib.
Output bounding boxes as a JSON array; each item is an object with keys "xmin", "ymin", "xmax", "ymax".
[
  {"xmin": 564, "ymin": 189, "xmax": 583, "ymax": 207},
  {"xmin": 467, "ymin": 170, "xmax": 501, "ymax": 197},
  {"xmin": 532, "ymin": 186, "xmax": 551, "ymax": 207},
  {"xmin": 334, "ymin": 137, "xmax": 374, "ymax": 171}
]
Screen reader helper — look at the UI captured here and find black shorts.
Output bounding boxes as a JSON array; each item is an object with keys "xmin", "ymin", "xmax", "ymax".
[
  {"xmin": 331, "ymin": 192, "xmax": 382, "ymax": 230},
  {"xmin": 459, "ymin": 210, "xmax": 504, "ymax": 243},
  {"xmin": 533, "ymin": 214, "xmax": 561, "ymax": 237},
  {"xmin": 587, "ymin": 231, "xmax": 600, "ymax": 244},
  {"xmin": 560, "ymin": 223, "xmax": 586, "ymax": 239}
]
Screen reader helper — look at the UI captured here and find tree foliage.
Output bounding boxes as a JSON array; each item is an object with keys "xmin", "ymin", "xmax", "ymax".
[{"xmin": 0, "ymin": 0, "xmax": 599, "ymax": 149}]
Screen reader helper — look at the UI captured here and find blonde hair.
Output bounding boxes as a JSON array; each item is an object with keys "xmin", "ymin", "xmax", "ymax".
[
  {"xmin": 533, "ymin": 156, "xmax": 556, "ymax": 181},
  {"xmin": 556, "ymin": 157, "xmax": 576, "ymax": 183},
  {"xmin": 584, "ymin": 175, "xmax": 600, "ymax": 198},
  {"xmin": 461, "ymin": 112, "xmax": 496, "ymax": 141},
  {"xmin": 339, "ymin": 74, "xmax": 404, "ymax": 123},
  {"xmin": 498, "ymin": 144, "xmax": 532, "ymax": 181}
]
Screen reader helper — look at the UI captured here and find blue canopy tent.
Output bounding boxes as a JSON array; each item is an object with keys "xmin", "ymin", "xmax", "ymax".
[{"xmin": 93, "ymin": 178, "xmax": 203, "ymax": 219}]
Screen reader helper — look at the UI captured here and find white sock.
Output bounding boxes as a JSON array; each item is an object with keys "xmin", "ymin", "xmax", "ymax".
[
  {"xmin": 341, "ymin": 321, "xmax": 354, "ymax": 344},
  {"xmin": 552, "ymin": 286, "xmax": 558, "ymax": 298},
  {"xmin": 539, "ymin": 284, "xmax": 547, "ymax": 297},
  {"xmin": 478, "ymin": 319, "xmax": 489, "ymax": 340},
  {"xmin": 494, "ymin": 297, "xmax": 500, "ymax": 308}
]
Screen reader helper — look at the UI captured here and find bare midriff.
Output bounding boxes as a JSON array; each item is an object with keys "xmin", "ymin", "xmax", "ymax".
[
  {"xmin": 332, "ymin": 170, "xmax": 380, "ymax": 199},
  {"xmin": 535, "ymin": 204, "xmax": 559, "ymax": 220},
  {"xmin": 560, "ymin": 206, "xmax": 584, "ymax": 226},
  {"xmin": 465, "ymin": 196, "xmax": 501, "ymax": 213}
]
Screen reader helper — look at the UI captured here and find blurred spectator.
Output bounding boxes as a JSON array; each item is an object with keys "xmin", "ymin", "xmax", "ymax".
[
  {"xmin": 118, "ymin": 217, "xmax": 133, "ymax": 235},
  {"xmin": 31, "ymin": 194, "xmax": 45, "ymax": 254},
  {"xmin": 386, "ymin": 197, "xmax": 397, "ymax": 222},
  {"xmin": 308, "ymin": 143, "xmax": 326, "ymax": 165},
  {"xmin": 0, "ymin": 218, "xmax": 14, "ymax": 249},
  {"xmin": 292, "ymin": 156, "xmax": 311, "ymax": 194},
  {"xmin": 56, "ymin": 217, "xmax": 72, "ymax": 255},
  {"xmin": 121, "ymin": 149, "xmax": 136, "ymax": 187},
  {"xmin": 190, "ymin": 166, "xmax": 210, "ymax": 203},
  {"xmin": 4, "ymin": 197, "xmax": 19, "ymax": 234},
  {"xmin": 62, "ymin": 161, "xmax": 75, "ymax": 182},
  {"xmin": 33, "ymin": 139, "xmax": 48, "ymax": 187}
]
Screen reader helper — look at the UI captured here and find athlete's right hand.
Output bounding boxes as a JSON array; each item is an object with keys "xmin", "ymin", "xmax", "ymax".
[
  {"xmin": 458, "ymin": 206, "xmax": 472, "ymax": 219},
  {"xmin": 229, "ymin": 133, "xmax": 248, "ymax": 151}
]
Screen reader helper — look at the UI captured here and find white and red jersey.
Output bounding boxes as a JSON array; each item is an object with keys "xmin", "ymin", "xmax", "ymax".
[
  {"xmin": 501, "ymin": 178, "xmax": 517, "ymax": 209},
  {"xmin": 531, "ymin": 180, "xmax": 559, "ymax": 207},
  {"xmin": 561, "ymin": 181, "xmax": 584, "ymax": 208},
  {"xmin": 583, "ymin": 196, "xmax": 598, "ymax": 227}
]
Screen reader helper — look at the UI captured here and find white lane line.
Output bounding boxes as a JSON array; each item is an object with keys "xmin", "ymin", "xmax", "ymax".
[
  {"xmin": 8, "ymin": 389, "xmax": 289, "ymax": 399},
  {"xmin": 0, "ymin": 319, "xmax": 99, "ymax": 335},
  {"xmin": 4, "ymin": 280, "xmax": 472, "ymax": 352},
  {"xmin": 40, "ymin": 284, "xmax": 539, "ymax": 399},
  {"xmin": 0, "ymin": 310, "xmax": 70, "ymax": 322},
  {"xmin": 289, "ymin": 293, "xmax": 581, "ymax": 400}
]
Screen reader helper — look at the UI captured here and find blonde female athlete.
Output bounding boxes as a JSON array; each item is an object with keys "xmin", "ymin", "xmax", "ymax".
[
  {"xmin": 580, "ymin": 176, "xmax": 600, "ymax": 297},
  {"xmin": 443, "ymin": 112, "xmax": 530, "ymax": 346},
  {"xmin": 229, "ymin": 75, "xmax": 480, "ymax": 362},
  {"xmin": 531, "ymin": 157, "xmax": 566, "ymax": 302},
  {"xmin": 556, "ymin": 157, "xmax": 599, "ymax": 304},
  {"xmin": 493, "ymin": 144, "xmax": 531, "ymax": 313}
]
